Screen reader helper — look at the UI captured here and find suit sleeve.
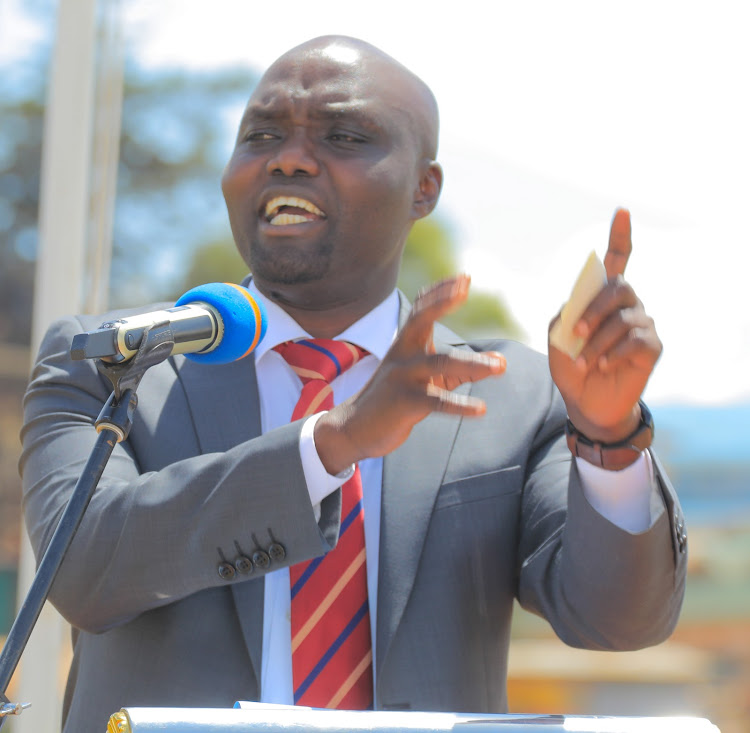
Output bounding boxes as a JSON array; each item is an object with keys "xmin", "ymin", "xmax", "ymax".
[
  {"xmin": 20, "ymin": 315, "xmax": 341, "ymax": 633},
  {"xmin": 515, "ymin": 365, "xmax": 687, "ymax": 650}
]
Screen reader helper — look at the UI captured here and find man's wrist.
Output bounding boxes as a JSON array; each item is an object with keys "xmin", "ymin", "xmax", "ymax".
[
  {"xmin": 313, "ymin": 404, "xmax": 362, "ymax": 476},
  {"xmin": 565, "ymin": 401, "xmax": 654, "ymax": 471},
  {"xmin": 301, "ymin": 413, "xmax": 349, "ymax": 508}
]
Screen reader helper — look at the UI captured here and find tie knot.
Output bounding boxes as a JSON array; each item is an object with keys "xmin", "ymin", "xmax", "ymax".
[{"xmin": 274, "ymin": 339, "xmax": 368, "ymax": 386}]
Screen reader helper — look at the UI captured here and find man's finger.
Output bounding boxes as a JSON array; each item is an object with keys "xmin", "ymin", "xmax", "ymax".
[
  {"xmin": 604, "ymin": 208, "xmax": 633, "ymax": 280},
  {"xmin": 418, "ymin": 350, "xmax": 506, "ymax": 384},
  {"xmin": 412, "ymin": 274, "xmax": 470, "ymax": 316},
  {"xmin": 395, "ymin": 274, "xmax": 471, "ymax": 352},
  {"xmin": 425, "ymin": 382, "xmax": 488, "ymax": 417}
]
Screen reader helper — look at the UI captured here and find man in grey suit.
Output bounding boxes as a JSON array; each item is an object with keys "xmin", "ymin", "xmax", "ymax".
[{"xmin": 20, "ymin": 36, "xmax": 686, "ymax": 733}]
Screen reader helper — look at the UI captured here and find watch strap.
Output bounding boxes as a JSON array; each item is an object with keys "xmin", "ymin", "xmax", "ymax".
[{"xmin": 565, "ymin": 401, "xmax": 654, "ymax": 471}]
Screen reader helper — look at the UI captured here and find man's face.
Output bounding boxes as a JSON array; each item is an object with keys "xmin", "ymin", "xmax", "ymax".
[{"xmin": 221, "ymin": 46, "xmax": 435, "ymax": 310}]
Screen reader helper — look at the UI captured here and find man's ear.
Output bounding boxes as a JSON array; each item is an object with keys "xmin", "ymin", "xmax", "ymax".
[{"xmin": 412, "ymin": 161, "xmax": 443, "ymax": 220}]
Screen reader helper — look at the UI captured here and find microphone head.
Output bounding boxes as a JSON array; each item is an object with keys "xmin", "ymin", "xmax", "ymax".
[{"xmin": 175, "ymin": 283, "xmax": 267, "ymax": 364}]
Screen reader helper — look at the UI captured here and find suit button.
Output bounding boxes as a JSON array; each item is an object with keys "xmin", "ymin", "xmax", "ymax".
[
  {"xmin": 252, "ymin": 550, "xmax": 271, "ymax": 569},
  {"xmin": 235, "ymin": 555, "xmax": 254, "ymax": 574},
  {"xmin": 218, "ymin": 562, "xmax": 236, "ymax": 580},
  {"xmin": 268, "ymin": 542, "xmax": 286, "ymax": 562}
]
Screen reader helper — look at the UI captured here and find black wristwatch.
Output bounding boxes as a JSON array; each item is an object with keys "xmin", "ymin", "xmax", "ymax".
[{"xmin": 565, "ymin": 401, "xmax": 654, "ymax": 471}]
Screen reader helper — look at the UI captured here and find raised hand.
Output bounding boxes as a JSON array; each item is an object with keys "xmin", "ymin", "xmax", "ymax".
[
  {"xmin": 548, "ymin": 208, "xmax": 662, "ymax": 443},
  {"xmin": 314, "ymin": 274, "xmax": 506, "ymax": 475}
]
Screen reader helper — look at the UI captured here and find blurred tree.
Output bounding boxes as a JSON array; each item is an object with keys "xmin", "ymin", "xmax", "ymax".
[
  {"xmin": 0, "ymin": 98, "xmax": 44, "ymax": 345},
  {"xmin": 399, "ymin": 218, "xmax": 521, "ymax": 340},
  {"xmin": 110, "ymin": 65, "xmax": 256, "ymax": 306},
  {"xmin": 179, "ymin": 235, "xmax": 248, "ymax": 292},
  {"xmin": 0, "ymin": 50, "xmax": 256, "ymax": 345}
]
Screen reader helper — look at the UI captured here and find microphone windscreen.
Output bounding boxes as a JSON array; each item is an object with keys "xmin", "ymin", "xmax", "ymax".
[{"xmin": 175, "ymin": 283, "xmax": 267, "ymax": 364}]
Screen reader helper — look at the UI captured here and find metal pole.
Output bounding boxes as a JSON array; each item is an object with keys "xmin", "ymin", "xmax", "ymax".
[
  {"xmin": 87, "ymin": 0, "xmax": 124, "ymax": 315},
  {"xmin": 16, "ymin": 0, "xmax": 106, "ymax": 729}
]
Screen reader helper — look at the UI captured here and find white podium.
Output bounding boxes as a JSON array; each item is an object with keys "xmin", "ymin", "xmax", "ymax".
[{"xmin": 106, "ymin": 706, "xmax": 721, "ymax": 733}]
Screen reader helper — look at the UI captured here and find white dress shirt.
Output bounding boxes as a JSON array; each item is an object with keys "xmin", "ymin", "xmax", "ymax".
[{"xmin": 245, "ymin": 281, "xmax": 656, "ymax": 705}]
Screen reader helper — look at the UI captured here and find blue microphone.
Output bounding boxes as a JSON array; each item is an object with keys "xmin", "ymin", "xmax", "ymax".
[{"xmin": 70, "ymin": 283, "xmax": 267, "ymax": 365}]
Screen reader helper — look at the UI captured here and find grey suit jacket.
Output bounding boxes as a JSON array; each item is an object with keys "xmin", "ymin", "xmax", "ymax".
[{"xmin": 20, "ymin": 295, "xmax": 687, "ymax": 733}]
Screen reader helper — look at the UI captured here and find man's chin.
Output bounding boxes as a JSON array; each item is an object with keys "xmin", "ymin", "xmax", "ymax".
[{"xmin": 249, "ymin": 248, "xmax": 330, "ymax": 287}]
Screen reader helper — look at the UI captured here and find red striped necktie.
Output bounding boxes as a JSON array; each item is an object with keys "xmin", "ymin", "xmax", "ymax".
[{"xmin": 273, "ymin": 339, "xmax": 373, "ymax": 710}]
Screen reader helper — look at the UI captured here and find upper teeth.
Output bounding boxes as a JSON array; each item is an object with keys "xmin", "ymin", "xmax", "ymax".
[{"xmin": 265, "ymin": 196, "xmax": 325, "ymax": 219}]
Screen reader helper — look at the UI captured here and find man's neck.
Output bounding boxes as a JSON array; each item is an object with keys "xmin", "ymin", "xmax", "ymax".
[{"xmin": 253, "ymin": 281, "xmax": 395, "ymax": 339}]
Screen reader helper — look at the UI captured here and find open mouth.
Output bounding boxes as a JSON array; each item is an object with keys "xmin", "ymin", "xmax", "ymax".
[{"xmin": 264, "ymin": 196, "xmax": 326, "ymax": 226}]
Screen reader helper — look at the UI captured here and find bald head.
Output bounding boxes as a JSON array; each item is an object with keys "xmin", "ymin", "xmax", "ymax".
[
  {"xmin": 223, "ymin": 35, "xmax": 444, "ymax": 329},
  {"xmin": 255, "ymin": 35, "xmax": 440, "ymax": 159}
]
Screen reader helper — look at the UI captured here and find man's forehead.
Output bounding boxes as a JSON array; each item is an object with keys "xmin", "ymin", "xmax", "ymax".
[
  {"xmin": 241, "ymin": 38, "xmax": 439, "ymax": 155},
  {"xmin": 252, "ymin": 52, "xmax": 366, "ymax": 101},
  {"xmin": 246, "ymin": 59, "xmax": 398, "ymax": 120}
]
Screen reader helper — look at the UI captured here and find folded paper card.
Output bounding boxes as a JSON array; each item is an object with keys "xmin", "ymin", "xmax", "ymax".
[{"xmin": 549, "ymin": 250, "xmax": 607, "ymax": 359}]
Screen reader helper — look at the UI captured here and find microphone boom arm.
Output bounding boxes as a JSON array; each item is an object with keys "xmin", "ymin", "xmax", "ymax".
[{"xmin": 0, "ymin": 324, "xmax": 175, "ymax": 725}]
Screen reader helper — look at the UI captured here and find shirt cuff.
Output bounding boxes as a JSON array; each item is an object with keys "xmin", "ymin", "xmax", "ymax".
[
  {"xmin": 576, "ymin": 451, "xmax": 657, "ymax": 533},
  {"xmin": 300, "ymin": 413, "xmax": 355, "ymax": 516}
]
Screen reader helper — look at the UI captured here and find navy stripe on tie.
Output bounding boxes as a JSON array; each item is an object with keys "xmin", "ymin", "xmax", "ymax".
[
  {"xmin": 290, "ymin": 556, "xmax": 324, "ymax": 599},
  {"xmin": 290, "ymin": 499, "xmax": 363, "ymax": 600},
  {"xmin": 299, "ymin": 340, "xmax": 343, "ymax": 376},
  {"xmin": 293, "ymin": 600, "xmax": 370, "ymax": 703},
  {"xmin": 340, "ymin": 498, "xmax": 363, "ymax": 535}
]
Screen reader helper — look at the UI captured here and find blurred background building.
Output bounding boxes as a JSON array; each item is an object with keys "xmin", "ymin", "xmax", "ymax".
[{"xmin": 0, "ymin": 1, "xmax": 748, "ymax": 732}]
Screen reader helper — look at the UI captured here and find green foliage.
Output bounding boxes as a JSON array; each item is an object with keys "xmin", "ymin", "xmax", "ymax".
[
  {"xmin": 177, "ymin": 236, "xmax": 249, "ymax": 296},
  {"xmin": 399, "ymin": 218, "xmax": 521, "ymax": 340},
  {"xmin": 109, "ymin": 66, "xmax": 256, "ymax": 305},
  {"xmin": 398, "ymin": 216, "xmax": 456, "ymax": 289},
  {"xmin": 0, "ymin": 99, "xmax": 44, "ymax": 345},
  {"xmin": 0, "ymin": 50, "xmax": 257, "ymax": 340}
]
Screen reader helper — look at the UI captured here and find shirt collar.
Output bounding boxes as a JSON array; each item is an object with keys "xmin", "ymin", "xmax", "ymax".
[{"xmin": 246, "ymin": 280, "xmax": 399, "ymax": 363}]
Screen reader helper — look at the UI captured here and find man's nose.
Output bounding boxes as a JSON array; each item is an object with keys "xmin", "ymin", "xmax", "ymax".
[{"xmin": 266, "ymin": 130, "xmax": 320, "ymax": 177}]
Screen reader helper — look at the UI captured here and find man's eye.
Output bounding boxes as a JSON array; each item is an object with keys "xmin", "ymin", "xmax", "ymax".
[
  {"xmin": 245, "ymin": 131, "xmax": 277, "ymax": 142},
  {"xmin": 329, "ymin": 133, "xmax": 366, "ymax": 144}
]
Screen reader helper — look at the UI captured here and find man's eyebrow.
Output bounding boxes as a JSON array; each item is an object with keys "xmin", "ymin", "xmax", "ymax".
[
  {"xmin": 311, "ymin": 104, "xmax": 382, "ymax": 127},
  {"xmin": 241, "ymin": 106, "xmax": 282, "ymax": 121},
  {"xmin": 242, "ymin": 100, "xmax": 383, "ymax": 128}
]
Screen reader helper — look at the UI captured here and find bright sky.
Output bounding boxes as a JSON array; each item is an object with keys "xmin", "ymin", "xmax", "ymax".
[{"xmin": 5, "ymin": 0, "xmax": 750, "ymax": 406}]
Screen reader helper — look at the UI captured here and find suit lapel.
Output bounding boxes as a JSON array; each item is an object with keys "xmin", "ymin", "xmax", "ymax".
[
  {"xmin": 176, "ymin": 355, "xmax": 261, "ymax": 453},
  {"xmin": 176, "ymin": 353, "xmax": 266, "ymax": 680},
  {"xmin": 376, "ymin": 296, "xmax": 469, "ymax": 673}
]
